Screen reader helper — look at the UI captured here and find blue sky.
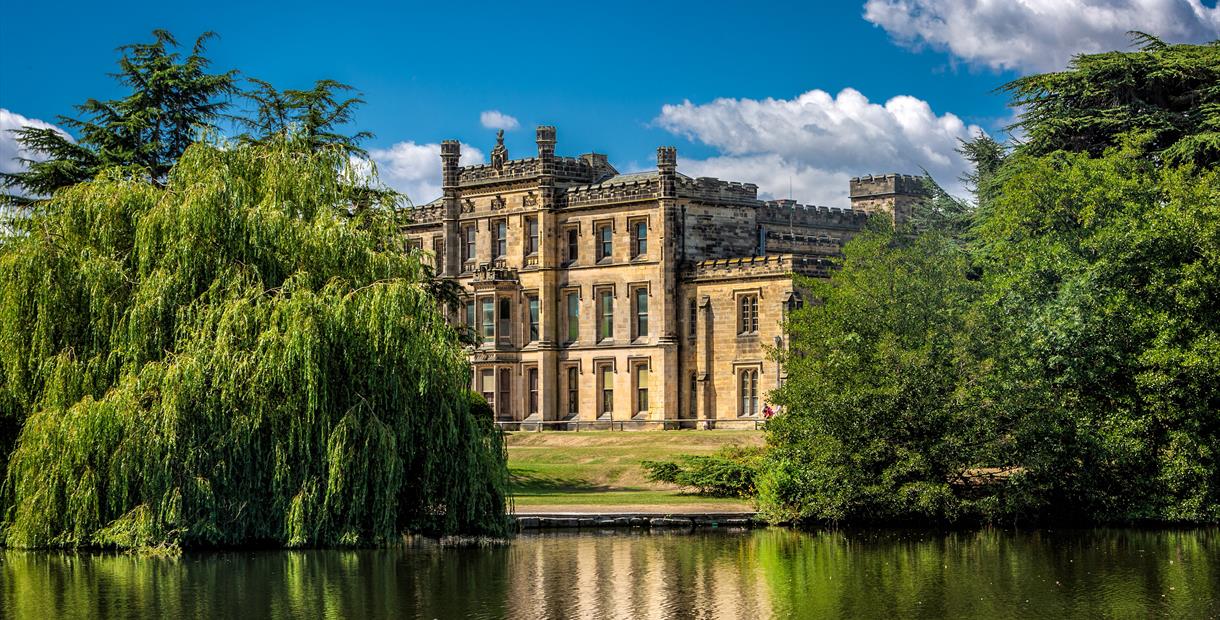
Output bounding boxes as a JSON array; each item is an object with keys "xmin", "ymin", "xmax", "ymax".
[{"xmin": 2, "ymin": 0, "xmax": 1218, "ymax": 205}]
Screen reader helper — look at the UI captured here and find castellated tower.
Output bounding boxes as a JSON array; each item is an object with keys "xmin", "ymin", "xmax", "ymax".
[
  {"xmin": 848, "ymin": 174, "xmax": 930, "ymax": 224},
  {"xmin": 656, "ymin": 146, "xmax": 677, "ymax": 199},
  {"xmin": 536, "ymin": 125, "xmax": 556, "ymax": 159}
]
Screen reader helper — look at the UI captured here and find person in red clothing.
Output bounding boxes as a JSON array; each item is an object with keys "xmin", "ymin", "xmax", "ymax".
[{"xmin": 762, "ymin": 404, "xmax": 774, "ymax": 420}]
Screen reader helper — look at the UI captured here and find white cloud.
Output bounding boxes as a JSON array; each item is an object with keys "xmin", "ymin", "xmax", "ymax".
[
  {"xmin": 365, "ymin": 141, "xmax": 485, "ymax": 204},
  {"xmin": 479, "ymin": 110, "xmax": 520, "ymax": 131},
  {"xmin": 864, "ymin": 0, "xmax": 1220, "ymax": 72},
  {"xmin": 656, "ymin": 88, "xmax": 984, "ymax": 206},
  {"xmin": 1, "ymin": 108, "xmax": 72, "ymax": 177}
]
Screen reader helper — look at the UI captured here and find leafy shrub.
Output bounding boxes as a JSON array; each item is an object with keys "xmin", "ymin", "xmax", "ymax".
[{"xmin": 642, "ymin": 446, "xmax": 764, "ymax": 498}]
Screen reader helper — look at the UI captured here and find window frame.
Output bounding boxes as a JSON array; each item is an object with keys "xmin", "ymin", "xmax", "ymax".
[
  {"xmin": 566, "ymin": 365, "xmax": 580, "ymax": 416},
  {"xmin": 432, "ymin": 236, "xmax": 444, "ymax": 269},
  {"xmin": 527, "ymin": 295, "xmax": 540, "ymax": 342},
  {"xmin": 632, "ymin": 360, "xmax": 650, "ymax": 416},
  {"xmin": 497, "ymin": 297, "xmax": 512, "ymax": 344},
  {"xmin": 689, "ymin": 372, "xmax": 698, "ymax": 419},
  {"xmin": 629, "ymin": 217, "xmax": 648, "ymax": 259},
  {"xmin": 596, "ymin": 361, "xmax": 615, "ymax": 418},
  {"xmin": 595, "ymin": 221, "xmax": 613, "ymax": 262},
  {"xmin": 525, "ymin": 216, "xmax": 539, "ymax": 256},
  {"xmin": 497, "ymin": 367, "xmax": 511, "ymax": 419},
  {"xmin": 738, "ymin": 293, "xmax": 760, "ymax": 335},
  {"xmin": 631, "ymin": 284, "xmax": 649, "ymax": 341},
  {"xmin": 527, "ymin": 366, "xmax": 539, "ymax": 415},
  {"xmin": 688, "ymin": 297, "xmax": 698, "ymax": 339},
  {"xmin": 479, "ymin": 297, "xmax": 495, "ymax": 341},
  {"xmin": 738, "ymin": 367, "xmax": 760, "ymax": 417},
  {"xmin": 564, "ymin": 289, "xmax": 580, "ymax": 343},
  {"xmin": 479, "ymin": 368, "xmax": 495, "ymax": 412},
  {"xmin": 565, "ymin": 226, "xmax": 579, "ymax": 264},
  {"xmin": 492, "ymin": 218, "xmax": 508, "ymax": 260},
  {"xmin": 462, "ymin": 224, "xmax": 477, "ymax": 266},
  {"xmin": 596, "ymin": 286, "xmax": 615, "ymax": 342}
]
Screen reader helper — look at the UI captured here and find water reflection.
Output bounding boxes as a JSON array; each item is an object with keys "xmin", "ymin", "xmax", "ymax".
[{"xmin": 2, "ymin": 528, "xmax": 1216, "ymax": 619}]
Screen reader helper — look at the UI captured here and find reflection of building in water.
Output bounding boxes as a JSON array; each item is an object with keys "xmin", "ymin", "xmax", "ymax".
[
  {"xmin": 405, "ymin": 126, "xmax": 926, "ymax": 426},
  {"xmin": 503, "ymin": 532, "xmax": 774, "ymax": 619}
]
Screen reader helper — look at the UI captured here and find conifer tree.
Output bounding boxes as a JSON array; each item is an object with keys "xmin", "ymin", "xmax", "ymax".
[{"xmin": 2, "ymin": 31, "xmax": 236, "ymax": 203}]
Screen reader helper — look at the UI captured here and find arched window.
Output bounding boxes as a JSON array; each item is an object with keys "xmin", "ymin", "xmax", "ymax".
[{"xmin": 739, "ymin": 368, "xmax": 759, "ymax": 417}]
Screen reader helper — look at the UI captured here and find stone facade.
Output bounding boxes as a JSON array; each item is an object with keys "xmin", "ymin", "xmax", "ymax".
[{"xmin": 403, "ymin": 127, "xmax": 926, "ymax": 428}]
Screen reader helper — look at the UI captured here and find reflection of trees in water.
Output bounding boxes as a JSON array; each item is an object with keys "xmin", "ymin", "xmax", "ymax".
[
  {"xmin": 755, "ymin": 528, "xmax": 1219, "ymax": 618},
  {"xmin": 2, "ymin": 529, "xmax": 1216, "ymax": 618}
]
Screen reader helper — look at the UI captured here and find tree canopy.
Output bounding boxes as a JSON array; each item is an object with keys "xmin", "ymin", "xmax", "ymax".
[
  {"xmin": 762, "ymin": 38, "xmax": 1220, "ymax": 526},
  {"xmin": 1003, "ymin": 33, "xmax": 1220, "ymax": 167},
  {"xmin": 0, "ymin": 139, "xmax": 509, "ymax": 548},
  {"xmin": 237, "ymin": 79, "xmax": 373, "ymax": 157}
]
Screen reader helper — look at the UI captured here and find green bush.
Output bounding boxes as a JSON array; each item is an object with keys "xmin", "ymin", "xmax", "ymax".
[{"xmin": 642, "ymin": 446, "xmax": 764, "ymax": 498}]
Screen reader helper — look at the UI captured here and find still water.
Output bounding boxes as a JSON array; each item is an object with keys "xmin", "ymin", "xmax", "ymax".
[{"xmin": 2, "ymin": 528, "xmax": 1216, "ymax": 619}]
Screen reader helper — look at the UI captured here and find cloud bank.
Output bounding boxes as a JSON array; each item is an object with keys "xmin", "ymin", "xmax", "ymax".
[
  {"xmin": 479, "ymin": 110, "xmax": 520, "ymax": 131},
  {"xmin": 1, "ymin": 108, "xmax": 71, "ymax": 178},
  {"xmin": 864, "ymin": 0, "xmax": 1220, "ymax": 72},
  {"xmin": 366, "ymin": 141, "xmax": 485, "ymax": 204},
  {"xmin": 656, "ymin": 88, "xmax": 984, "ymax": 207}
]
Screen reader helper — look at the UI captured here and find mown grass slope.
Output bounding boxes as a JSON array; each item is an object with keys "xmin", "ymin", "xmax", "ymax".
[{"xmin": 507, "ymin": 430, "xmax": 764, "ymax": 513}]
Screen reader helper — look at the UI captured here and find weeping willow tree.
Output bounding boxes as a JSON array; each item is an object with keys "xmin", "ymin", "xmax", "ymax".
[{"xmin": 0, "ymin": 139, "xmax": 510, "ymax": 548}]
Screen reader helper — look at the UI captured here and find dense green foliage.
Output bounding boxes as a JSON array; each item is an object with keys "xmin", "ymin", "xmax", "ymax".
[
  {"xmin": 642, "ymin": 446, "xmax": 764, "ymax": 498},
  {"xmin": 1003, "ymin": 34, "xmax": 1220, "ymax": 167},
  {"xmin": 970, "ymin": 143, "xmax": 1219, "ymax": 522},
  {"xmin": 762, "ymin": 39, "xmax": 1220, "ymax": 526},
  {"xmin": 0, "ymin": 140, "xmax": 509, "ymax": 548},
  {"xmin": 761, "ymin": 227, "xmax": 984, "ymax": 522}
]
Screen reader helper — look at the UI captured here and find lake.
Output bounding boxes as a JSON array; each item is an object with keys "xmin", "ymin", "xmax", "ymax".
[{"xmin": 2, "ymin": 528, "xmax": 1216, "ymax": 619}]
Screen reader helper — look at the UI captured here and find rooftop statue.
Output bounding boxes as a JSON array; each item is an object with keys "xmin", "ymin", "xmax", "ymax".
[{"xmin": 491, "ymin": 129, "xmax": 508, "ymax": 171}]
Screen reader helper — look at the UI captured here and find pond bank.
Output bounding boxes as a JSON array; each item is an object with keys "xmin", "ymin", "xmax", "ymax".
[{"xmin": 514, "ymin": 511, "xmax": 760, "ymax": 530}]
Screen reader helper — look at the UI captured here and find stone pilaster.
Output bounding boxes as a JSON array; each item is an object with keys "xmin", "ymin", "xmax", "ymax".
[
  {"xmin": 656, "ymin": 146, "xmax": 680, "ymax": 421},
  {"xmin": 537, "ymin": 126, "xmax": 559, "ymax": 420}
]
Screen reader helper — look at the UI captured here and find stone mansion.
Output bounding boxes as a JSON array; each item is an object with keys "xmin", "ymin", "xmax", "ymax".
[{"xmin": 403, "ymin": 126, "xmax": 926, "ymax": 427}]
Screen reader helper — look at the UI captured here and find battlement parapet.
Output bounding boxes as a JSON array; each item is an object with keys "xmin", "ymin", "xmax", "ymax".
[
  {"xmin": 458, "ymin": 156, "xmax": 609, "ymax": 186},
  {"xmin": 849, "ymin": 173, "xmax": 928, "ymax": 198},
  {"xmin": 676, "ymin": 176, "xmax": 759, "ymax": 205},
  {"xmin": 460, "ymin": 158, "xmax": 541, "ymax": 184},
  {"xmin": 764, "ymin": 229, "xmax": 843, "ymax": 255},
  {"xmin": 563, "ymin": 175, "xmax": 659, "ymax": 208},
  {"xmin": 758, "ymin": 201, "xmax": 872, "ymax": 228},
  {"xmin": 404, "ymin": 202, "xmax": 443, "ymax": 226},
  {"xmin": 685, "ymin": 253, "xmax": 834, "ymax": 281}
]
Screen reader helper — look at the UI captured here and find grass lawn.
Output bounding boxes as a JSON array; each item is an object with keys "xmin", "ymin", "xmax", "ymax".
[{"xmin": 506, "ymin": 430, "xmax": 764, "ymax": 514}]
